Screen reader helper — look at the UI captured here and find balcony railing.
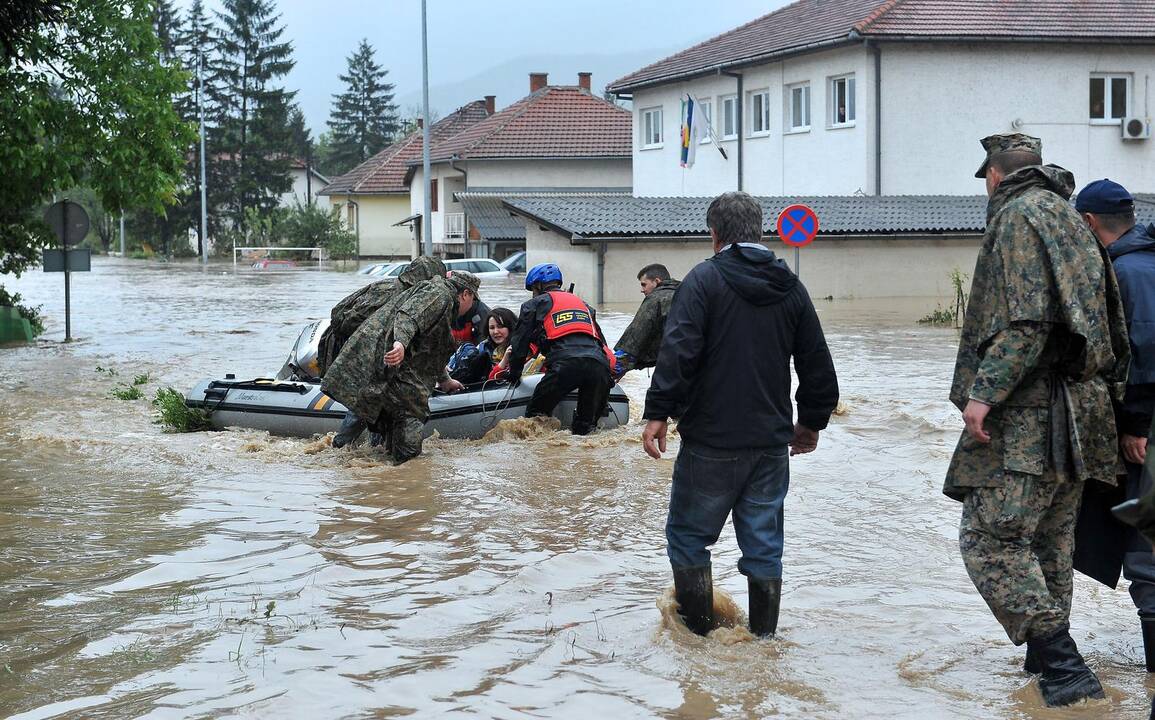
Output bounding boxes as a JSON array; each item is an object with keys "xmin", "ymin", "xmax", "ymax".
[{"xmin": 444, "ymin": 212, "xmax": 466, "ymax": 240}]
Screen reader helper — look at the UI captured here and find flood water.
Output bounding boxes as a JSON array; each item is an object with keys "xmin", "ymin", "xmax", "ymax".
[{"xmin": 1, "ymin": 258, "xmax": 1150, "ymax": 719}]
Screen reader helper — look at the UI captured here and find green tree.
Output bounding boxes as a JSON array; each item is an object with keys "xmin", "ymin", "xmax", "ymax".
[
  {"xmin": 210, "ymin": 0, "xmax": 295, "ymax": 235},
  {"xmin": 326, "ymin": 38, "xmax": 398, "ymax": 173},
  {"xmin": 175, "ymin": 0, "xmax": 219, "ymax": 254},
  {"xmin": 0, "ymin": 0, "xmax": 193, "ymax": 326}
]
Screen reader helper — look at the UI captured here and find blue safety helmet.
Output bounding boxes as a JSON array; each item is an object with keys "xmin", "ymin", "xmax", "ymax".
[{"xmin": 525, "ymin": 263, "xmax": 563, "ymax": 290}]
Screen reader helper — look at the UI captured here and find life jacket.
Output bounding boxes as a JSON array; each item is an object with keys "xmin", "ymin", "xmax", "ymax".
[
  {"xmin": 450, "ymin": 322, "xmax": 475, "ymax": 345},
  {"xmin": 543, "ymin": 291, "xmax": 598, "ymax": 341},
  {"xmin": 543, "ymin": 292, "xmax": 616, "ymax": 374}
]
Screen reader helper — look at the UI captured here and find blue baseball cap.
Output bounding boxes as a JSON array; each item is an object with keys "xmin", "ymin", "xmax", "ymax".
[{"xmin": 1075, "ymin": 179, "xmax": 1134, "ymax": 214}]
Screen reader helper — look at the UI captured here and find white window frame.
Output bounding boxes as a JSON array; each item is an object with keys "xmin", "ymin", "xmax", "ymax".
[
  {"xmin": 640, "ymin": 106, "xmax": 663, "ymax": 149},
  {"xmin": 1089, "ymin": 73, "xmax": 1131, "ymax": 125},
  {"xmin": 786, "ymin": 82, "xmax": 811, "ymax": 133},
  {"xmin": 748, "ymin": 89, "xmax": 771, "ymax": 137},
  {"xmin": 720, "ymin": 94, "xmax": 738, "ymax": 140},
  {"xmin": 828, "ymin": 74, "xmax": 856, "ymax": 128},
  {"xmin": 696, "ymin": 99, "xmax": 713, "ymax": 143}
]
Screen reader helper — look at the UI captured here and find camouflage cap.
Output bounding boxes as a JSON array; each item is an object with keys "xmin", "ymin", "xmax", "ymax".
[
  {"xmin": 445, "ymin": 270, "xmax": 481, "ymax": 295},
  {"xmin": 974, "ymin": 132, "xmax": 1043, "ymax": 178}
]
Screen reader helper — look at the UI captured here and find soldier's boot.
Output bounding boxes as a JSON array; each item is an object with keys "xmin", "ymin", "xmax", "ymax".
[
  {"xmin": 332, "ymin": 412, "xmax": 366, "ymax": 449},
  {"xmin": 1141, "ymin": 617, "xmax": 1155, "ymax": 672},
  {"xmin": 1028, "ymin": 626, "xmax": 1105, "ymax": 707},
  {"xmin": 672, "ymin": 565, "xmax": 714, "ymax": 636},
  {"xmin": 747, "ymin": 576, "xmax": 781, "ymax": 638}
]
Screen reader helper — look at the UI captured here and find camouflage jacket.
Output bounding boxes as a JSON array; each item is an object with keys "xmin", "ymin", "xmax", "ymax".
[
  {"xmin": 615, "ymin": 279, "xmax": 681, "ymax": 371},
  {"xmin": 944, "ymin": 165, "xmax": 1130, "ymax": 499},
  {"xmin": 317, "ymin": 258, "xmax": 445, "ymax": 376},
  {"xmin": 321, "ymin": 275, "xmax": 457, "ymax": 423}
]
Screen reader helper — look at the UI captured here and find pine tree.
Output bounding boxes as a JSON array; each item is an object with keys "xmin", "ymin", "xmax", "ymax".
[
  {"xmin": 210, "ymin": 0, "xmax": 295, "ymax": 234},
  {"xmin": 287, "ymin": 105, "xmax": 317, "ymax": 205},
  {"xmin": 327, "ymin": 38, "xmax": 398, "ymax": 173}
]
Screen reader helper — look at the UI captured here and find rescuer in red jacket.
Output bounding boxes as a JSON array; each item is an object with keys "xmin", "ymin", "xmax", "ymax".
[{"xmin": 506, "ymin": 263, "xmax": 614, "ymax": 435}]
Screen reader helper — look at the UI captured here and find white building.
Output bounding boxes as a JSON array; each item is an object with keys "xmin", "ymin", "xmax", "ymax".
[
  {"xmin": 409, "ymin": 72, "xmax": 632, "ymax": 259},
  {"xmin": 607, "ymin": 0, "xmax": 1155, "ymax": 197},
  {"xmin": 280, "ymin": 160, "xmax": 331, "ymax": 209}
]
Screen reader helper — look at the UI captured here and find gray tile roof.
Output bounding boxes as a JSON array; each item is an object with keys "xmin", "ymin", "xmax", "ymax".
[
  {"xmin": 457, "ymin": 190, "xmax": 629, "ymax": 241},
  {"xmin": 504, "ymin": 195, "xmax": 992, "ymax": 238}
]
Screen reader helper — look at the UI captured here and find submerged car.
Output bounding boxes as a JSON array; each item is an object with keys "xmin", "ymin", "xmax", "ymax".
[
  {"xmin": 500, "ymin": 251, "xmax": 526, "ymax": 274},
  {"xmin": 444, "ymin": 257, "xmax": 508, "ymax": 281}
]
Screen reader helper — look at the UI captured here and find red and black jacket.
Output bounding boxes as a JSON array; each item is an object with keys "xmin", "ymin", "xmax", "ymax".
[{"xmin": 507, "ymin": 291, "xmax": 614, "ymax": 380}]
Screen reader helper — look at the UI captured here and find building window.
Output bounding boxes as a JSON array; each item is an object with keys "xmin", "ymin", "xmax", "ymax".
[
  {"xmin": 430, "ymin": 178, "xmax": 438, "ymax": 212},
  {"xmin": 829, "ymin": 75, "xmax": 855, "ymax": 127},
  {"xmin": 1090, "ymin": 74, "xmax": 1130, "ymax": 122},
  {"xmin": 641, "ymin": 106, "xmax": 663, "ymax": 148},
  {"xmin": 721, "ymin": 95, "xmax": 737, "ymax": 140},
  {"xmin": 786, "ymin": 83, "xmax": 810, "ymax": 132},
  {"xmin": 697, "ymin": 99, "xmax": 713, "ymax": 143},
  {"xmin": 748, "ymin": 90, "xmax": 770, "ymax": 136}
]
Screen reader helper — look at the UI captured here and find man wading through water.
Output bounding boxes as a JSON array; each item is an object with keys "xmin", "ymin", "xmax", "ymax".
[
  {"xmin": 641, "ymin": 191, "xmax": 839, "ymax": 637},
  {"xmin": 946, "ymin": 133, "xmax": 1129, "ymax": 707}
]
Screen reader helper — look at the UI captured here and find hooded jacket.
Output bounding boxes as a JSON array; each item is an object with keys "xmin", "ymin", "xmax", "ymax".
[
  {"xmin": 643, "ymin": 243, "xmax": 838, "ymax": 449},
  {"xmin": 1109, "ymin": 222, "xmax": 1155, "ymax": 435}
]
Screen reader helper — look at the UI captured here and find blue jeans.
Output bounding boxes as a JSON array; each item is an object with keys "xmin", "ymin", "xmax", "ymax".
[{"xmin": 666, "ymin": 442, "xmax": 790, "ymax": 579}]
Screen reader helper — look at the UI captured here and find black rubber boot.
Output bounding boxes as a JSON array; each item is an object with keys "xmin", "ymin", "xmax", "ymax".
[
  {"xmin": 672, "ymin": 565, "xmax": 714, "ymax": 636},
  {"xmin": 1028, "ymin": 626, "xmax": 1105, "ymax": 707},
  {"xmin": 1023, "ymin": 645, "xmax": 1041, "ymax": 674},
  {"xmin": 1141, "ymin": 618, "xmax": 1155, "ymax": 672},
  {"xmin": 748, "ymin": 576, "xmax": 781, "ymax": 637}
]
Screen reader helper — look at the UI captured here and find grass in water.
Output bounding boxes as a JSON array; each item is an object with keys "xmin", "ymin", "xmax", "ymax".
[
  {"xmin": 132, "ymin": 373, "xmax": 151, "ymax": 386},
  {"xmin": 111, "ymin": 384, "xmax": 144, "ymax": 401},
  {"xmin": 153, "ymin": 387, "xmax": 213, "ymax": 432}
]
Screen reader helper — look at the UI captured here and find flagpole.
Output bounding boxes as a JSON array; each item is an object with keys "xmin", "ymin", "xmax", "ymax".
[{"xmin": 198, "ymin": 41, "xmax": 209, "ymax": 265}]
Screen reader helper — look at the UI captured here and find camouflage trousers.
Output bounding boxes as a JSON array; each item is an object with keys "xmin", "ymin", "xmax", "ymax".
[
  {"xmin": 959, "ymin": 470, "xmax": 1083, "ymax": 645},
  {"xmin": 372, "ymin": 413, "xmax": 425, "ymax": 465}
]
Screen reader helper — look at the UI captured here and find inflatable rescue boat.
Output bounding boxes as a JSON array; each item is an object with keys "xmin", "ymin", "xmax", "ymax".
[{"xmin": 184, "ymin": 320, "xmax": 630, "ymax": 440}]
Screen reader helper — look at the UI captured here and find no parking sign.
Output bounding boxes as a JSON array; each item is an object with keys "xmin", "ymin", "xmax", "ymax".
[{"xmin": 775, "ymin": 204, "xmax": 819, "ymax": 275}]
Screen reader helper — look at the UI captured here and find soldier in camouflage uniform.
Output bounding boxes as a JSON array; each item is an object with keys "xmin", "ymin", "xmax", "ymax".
[
  {"xmin": 323, "ymin": 270, "xmax": 480, "ymax": 464},
  {"xmin": 613, "ymin": 263, "xmax": 681, "ymax": 378},
  {"xmin": 946, "ymin": 132, "xmax": 1129, "ymax": 707},
  {"xmin": 321, "ymin": 257, "xmax": 446, "ymax": 448}
]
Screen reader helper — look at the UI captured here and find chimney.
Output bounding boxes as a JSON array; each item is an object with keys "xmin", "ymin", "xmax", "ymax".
[
  {"xmin": 529, "ymin": 72, "xmax": 548, "ymax": 93},
  {"xmin": 578, "ymin": 72, "xmax": 591, "ymax": 91},
  {"xmin": 484, "ymin": 95, "xmax": 496, "ymax": 114},
  {"xmin": 416, "ymin": 117, "xmax": 423, "ymax": 129}
]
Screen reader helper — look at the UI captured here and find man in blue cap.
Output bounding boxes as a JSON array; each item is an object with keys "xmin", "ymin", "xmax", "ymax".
[{"xmin": 1077, "ymin": 178, "xmax": 1155, "ymax": 671}]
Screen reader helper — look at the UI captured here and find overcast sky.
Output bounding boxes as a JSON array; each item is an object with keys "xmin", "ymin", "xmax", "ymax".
[{"xmin": 179, "ymin": 0, "xmax": 791, "ymax": 133}]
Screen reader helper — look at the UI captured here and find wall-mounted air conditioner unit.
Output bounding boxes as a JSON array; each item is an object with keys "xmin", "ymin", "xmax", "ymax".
[{"xmin": 1122, "ymin": 117, "xmax": 1151, "ymax": 140}]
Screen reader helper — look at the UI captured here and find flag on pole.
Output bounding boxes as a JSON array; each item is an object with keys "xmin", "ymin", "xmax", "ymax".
[{"xmin": 680, "ymin": 95, "xmax": 704, "ymax": 168}]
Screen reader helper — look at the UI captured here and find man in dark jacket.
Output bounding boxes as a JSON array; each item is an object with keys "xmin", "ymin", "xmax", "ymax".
[
  {"xmin": 641, "ymin": 191, "xmax": 839, "ymax": 638},
  {"xmin": 614, "ymin": 264, "xmax": 681, "ymax": 378},
  {"xmin": 1077, "ymin": 178, "xmax": 1155, "ymax": 669},
  {"xmin": 507, "ymin": 263, "xmax": 614, "ymax": 435},
  {"xmin": 450, "ymin": 295, "xmax": 490, "ymax": 346}
]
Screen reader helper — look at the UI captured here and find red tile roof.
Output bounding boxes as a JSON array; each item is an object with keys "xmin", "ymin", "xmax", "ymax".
[
  {"xmin": 320, "ymin": 101, "xmax": 490, "ymax": 196},
  {"xmin": 608, "ymin": 0, "xmax": 1155, "ymax": 93},
  {"xmin": 423, "ymin": 86, "xmax": 632, "ymax": 163}
]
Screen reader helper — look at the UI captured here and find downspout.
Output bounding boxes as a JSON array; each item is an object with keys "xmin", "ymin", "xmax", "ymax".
[
  {"xmin": 596, "ymin": 241, "xmax": 606, "ymax": 305},
  {"xmin": 348, "ymin": 198, "xmax": 360, "ymax": 258},
  {"xmin": 721, "ymin": 70, "xmax": 744, "ymax": 191},
  {"xmin": 871, "ymin": 39, "xmax": 882, "ymax": 195},
  {"xmin": 448, "ymin": 156, "xmax": 470, "ymax": 255}
]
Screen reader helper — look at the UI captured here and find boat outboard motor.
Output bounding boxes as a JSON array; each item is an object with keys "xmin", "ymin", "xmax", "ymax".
[{"xmin": 276, "ymin": 319, "xmax": 330, "ymax": 382}]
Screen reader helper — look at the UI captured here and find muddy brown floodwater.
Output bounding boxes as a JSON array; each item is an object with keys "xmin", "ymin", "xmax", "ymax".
[{"xmin": 1, "ymin": 258, "xmax": 1151, "ymax": 719}]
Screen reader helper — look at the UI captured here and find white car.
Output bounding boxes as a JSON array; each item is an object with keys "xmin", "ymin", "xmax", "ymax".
[
  {"xmin": 357, "ymin": 262, "xmax": 388, "ymax": 275},
  {"xmin": 500, "ymin": 251, "xmax": 526, "ymax": 274},
  {"xmin": 368, "ymin": 262, "xmax": 405, "ymax": 278},
  {"xmin": 445, "ymin": 257, "xmax": 509, "ymax": 281}
]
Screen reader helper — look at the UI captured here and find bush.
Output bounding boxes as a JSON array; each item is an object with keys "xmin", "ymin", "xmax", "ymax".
[
  {"xmin": 0, "ymin": 286, "xmax": 44, "ymax": 336},
  {"xmin": 152, "ymin": 387, "xmax": 213, "ymax": 432},
  {"xmin": 278, "ymin": 201, "xmax": 357, "ymax": 260}
]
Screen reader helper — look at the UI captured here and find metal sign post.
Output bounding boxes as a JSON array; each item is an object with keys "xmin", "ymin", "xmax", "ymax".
[
  {"xmin": 776, "ymin": 204, "xmax": 820, "ymax": 279},
  {"xmin": 42, "ymin": 199, "xmax": 92, "ymax": 342}
]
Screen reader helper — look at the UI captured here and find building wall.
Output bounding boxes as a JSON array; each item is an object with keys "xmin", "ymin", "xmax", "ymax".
[
  {"xmin": 329, "ymin": 193, "xmax": 412, "ymax": 258},
  {"xmin": 881, "ymin": 43, "xmax": 1155, "ymax": 194},
  {"xmin": 466, "ymin": 158, "xmax": 632, "ymax": 189},
  {"xmin": 281, "ymin": 168, "xmax": 331, "ymax": 209},
  {"xmin": 629, "ymin": 41, "xmax": 1155, "ymax": 197},
  {"xmin": 525, "ymin": 228, "xmax": 981, "ymax": 304},
  {"xmin": 630, "ymin": 45, "xmax": 873, "ymax": 197}
]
